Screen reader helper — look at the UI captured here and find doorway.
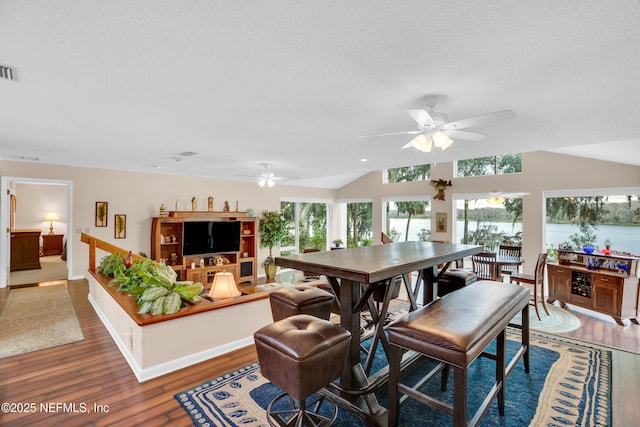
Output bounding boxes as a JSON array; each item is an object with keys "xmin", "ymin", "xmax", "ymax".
[{"xmin": 0, "ymin": 177, "xmax": 73, "ymax": 288}]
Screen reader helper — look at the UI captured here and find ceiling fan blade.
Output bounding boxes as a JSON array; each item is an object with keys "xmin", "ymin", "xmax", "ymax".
[
  {"xmin": 445, "ymin": 130, "xmax": 487, "ymax": 141},
  {"xmin": 360, "ymin": 130, "xmax": 422, "ymax": 137},
  {"xmin": 443, "ymin": 110, "xmax": 515, "ymax": 130},
  {"xmin": 407, "ymin": 109, "xmax": 434, "ymax": 127},
  {"xmin": 401, "ymin": 141, "xmax": 414, "ymax": 149}
]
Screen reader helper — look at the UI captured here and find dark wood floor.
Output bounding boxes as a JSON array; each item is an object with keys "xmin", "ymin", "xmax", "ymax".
[{"xmin": 1, "ymin": 280, "xmax": 639, "ymax": 426}]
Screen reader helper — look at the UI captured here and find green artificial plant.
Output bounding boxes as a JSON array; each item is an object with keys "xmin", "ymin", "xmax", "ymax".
[{"xmin": 258, "ymin": 209, "xmax": 288, "ymax": 267}]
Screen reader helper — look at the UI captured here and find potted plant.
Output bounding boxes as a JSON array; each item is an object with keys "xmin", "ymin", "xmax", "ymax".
[
  {"xmin": 332, "ymin": 239, "xmax": 343, "ymax": 248},
  {"xmin": 258, "ymin": 210, "xmax": 288, "ymax": 281}
]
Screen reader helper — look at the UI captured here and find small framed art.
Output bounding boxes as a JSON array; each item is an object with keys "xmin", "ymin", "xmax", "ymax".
[
  {"xmin": 95, "ymin": 202, "xmax": 108, "ymax": 227},
  {"xmin": 435, "ymin": 212, "xmax": 447, "ymax": 233},
  {"xmin": 114, "ymin": 214, "xmax": 126, "ymax": 239}
]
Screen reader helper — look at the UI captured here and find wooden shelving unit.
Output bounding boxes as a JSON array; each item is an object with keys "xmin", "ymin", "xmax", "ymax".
[{"xmin": 150, "ymin": 211, "xmax": 257, "ymax": 285}]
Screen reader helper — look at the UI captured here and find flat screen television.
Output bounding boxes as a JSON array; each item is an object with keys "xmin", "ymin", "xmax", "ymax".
[{"xmin": 182, "ymin": 220, "xmax": 241, "ymax": 255}]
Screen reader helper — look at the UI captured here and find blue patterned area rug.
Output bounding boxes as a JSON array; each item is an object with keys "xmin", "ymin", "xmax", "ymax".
[{"xmin": 174, "ymin": 329, "xmax": 611, "ymax": 426}]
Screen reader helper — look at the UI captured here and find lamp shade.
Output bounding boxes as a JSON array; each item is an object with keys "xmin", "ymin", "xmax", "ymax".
[
  {"xmin": 44, "ymin": 211, "xmax": 59, "ymax": 234},
  {"xmin": 208, "ymin": 272, "xmax": 241, "ymax": 299},
  {"xmin": 44, "ymin": 211, "xmax": 59, "ymax": 222}
]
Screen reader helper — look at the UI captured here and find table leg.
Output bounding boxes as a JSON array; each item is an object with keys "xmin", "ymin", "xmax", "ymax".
[
  {"xmin": 422, "ymin": 266, "xmax": 438, "ymax": 305},
  {"xmin": 333, "ymin": 278, "xmax": 386, "ymax": 425}
]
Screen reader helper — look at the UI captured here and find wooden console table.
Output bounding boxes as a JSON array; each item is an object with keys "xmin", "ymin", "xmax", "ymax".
[
  {"xmin": 10, "ymin": 229, "xmax": 41, "ymax": 271},
  {"xmin": 548, "ymin": 249, "xmax": 639, "ymax": 325}
]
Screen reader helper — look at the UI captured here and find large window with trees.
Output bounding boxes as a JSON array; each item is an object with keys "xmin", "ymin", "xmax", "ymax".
[
  {"xmin": 454, "ymin": 197, "xmax": 522, "ymax": 248},
  {"xmin": 384, "ymin": 198, "xmax": 431, "ymax": 242},
  {"xmin": 456, "ymin": 154, "xmax": 521, "ymax": 177},
  {"xmin": 545, "ymin": 194, "xmax": 640, "ymax": 259},
  {"xmin": 346, "ymin": 202, "xmax": 372, "ymax": 247},
  {"xmin": 280, "ymin": 200, "xmax": 330, "ymax": 255},
  {"xmin": 385, "ymin": 164, "xmax": 431, "ymax": 183}
]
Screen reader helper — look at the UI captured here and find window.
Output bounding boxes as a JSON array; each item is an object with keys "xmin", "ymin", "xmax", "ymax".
[
  {"xmin": 346, "ymin": 202, "xmax": 372, "ymax": 247},
  {"xmin": 454, "ymin": 197, "xmax": 522, "ymax": 248},
  {"xmin": 456, "ymin": 154, "xmax": 521, "ymax": 178},
  {"xmin": 280, "ymin": 200, "xmax": 330, "ymax": 254},
  {"xmin": 385, "ymin": 164, "xmax": 431, "ymax": 183},
  {"xmin": 384, "ymin": 199, "xmax": 431, "ymax": 242},
  {"xmin": 545, "ymin": 194, "xmax": 640, "ymax": 258}
]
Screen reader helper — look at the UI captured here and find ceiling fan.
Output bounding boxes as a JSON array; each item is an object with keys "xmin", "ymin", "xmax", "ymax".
[
  {"xmin": 237, "ymin": 163, "xmax": 293, "ymax": 188},
  {"xmin": 361, "ymin": 95, "xmax": 515, "ymax": 153}
]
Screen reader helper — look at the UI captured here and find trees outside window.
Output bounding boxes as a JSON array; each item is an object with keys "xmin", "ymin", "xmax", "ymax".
[
  {"xmin": 386, "ymin": 164, "xmax": 431, "ymax": 183},
  {"xmin": 545, "ymin": 195, "xmax": 640, "ymax": 258},
  {"xmin": 346, "ymin": 202, "xmax": 372, "ymax": 247},
  {"xmin": 385, "ymin": 200, "xmax": 430, "ymax": 242},
  {"xmin": 280, "ymin": 200, "xmax": 329, "ymax": 254},
  {"xmin": 456, "ymin": 154, "xmax": 521, "ymax": 177},
  {"xmin": 454, "ymin": 198, "xmax": 522, "ymax": 249}
]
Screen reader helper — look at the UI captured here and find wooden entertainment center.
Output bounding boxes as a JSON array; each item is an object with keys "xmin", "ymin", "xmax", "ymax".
[
  {"xmin": 150, "ymin": 211, "xmax": 258, "ymax": 287},
  {"xmin": 547, "ymin": 248, "xmax": 640, "ymax": 325}
]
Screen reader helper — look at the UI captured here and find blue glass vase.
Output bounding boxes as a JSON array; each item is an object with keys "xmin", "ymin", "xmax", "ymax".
[{"xmin": 583, "ymin": 243, "xmax": 594, "ymax": 254}]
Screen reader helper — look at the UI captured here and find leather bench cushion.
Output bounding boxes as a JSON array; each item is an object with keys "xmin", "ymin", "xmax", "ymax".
[
  {"xmin": 254, "ymin": 314, "xmax": 351, "ymax": 399},
  {"xmin": 388, "ymin": 281, "xmax": 529, "ymax": 368},
  {"xmin": 440, "ymin": 268, "xmax": 478, "ymax": 284},
  {"xmin": 269, "ymin": 284, "xmax": 335, "ymax": 321}
]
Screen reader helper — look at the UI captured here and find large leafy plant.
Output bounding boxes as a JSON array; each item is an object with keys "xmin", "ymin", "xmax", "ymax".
[
  {"xmin": 258, "ymin": 210, "xmax": 288, "ymax": 266},
  {"xmin": 98, "ymin": 253, "xmax": 203, "ymax": 315}
]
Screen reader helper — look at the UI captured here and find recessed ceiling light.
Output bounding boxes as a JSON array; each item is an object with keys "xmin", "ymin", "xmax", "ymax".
[
  {"xmin": 359, "ymin": 158, "xmax": 368, "ymax": 162},
  {"xmin": 152, "ymin": 165, "xmax": 162, "ymax": 169}
]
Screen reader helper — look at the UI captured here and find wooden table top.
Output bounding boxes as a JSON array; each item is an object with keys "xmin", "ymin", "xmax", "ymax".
[{"xmin": 276, "ymin": 241, "xmax": 483, "ymax": 284}]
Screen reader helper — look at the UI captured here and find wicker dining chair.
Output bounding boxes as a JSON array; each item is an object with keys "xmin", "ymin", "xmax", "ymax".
[{"xmin": 471, "ymin": 251, "xmax": 498, "ymax": 281}]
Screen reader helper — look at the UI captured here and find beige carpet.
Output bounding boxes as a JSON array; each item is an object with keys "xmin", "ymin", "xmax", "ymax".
[
  {"xmin": 9, "ymin": 255, "xmax": 68, "ymax": 286},
  {"xmin": 0, "ymin": 284, "xmax": 84, "ymax": 358}
]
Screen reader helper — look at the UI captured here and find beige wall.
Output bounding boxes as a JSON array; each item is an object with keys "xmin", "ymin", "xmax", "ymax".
[
  {"xmin": 0, "ymin": 160, "xmax": 336, "ymax": 280},
  {"xmin": 337, "ymin": 151, "xmax": 640, "ymax": 273},
  {"xmin": 2, "ymin": 151, "xmax": 640, "ymax": 279}
]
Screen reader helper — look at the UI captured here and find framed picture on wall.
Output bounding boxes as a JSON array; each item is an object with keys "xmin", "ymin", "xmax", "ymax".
[
  {"xmin": 95, "ymin": 202, "xmax": 108, "ymax": 227},
  {"xmin": 114, "ymin": 214, "xmax": 126, "ymax": 239},
  {"xmin": 435, "ymin": 212, "xmax": 447, "ymax": 233}
]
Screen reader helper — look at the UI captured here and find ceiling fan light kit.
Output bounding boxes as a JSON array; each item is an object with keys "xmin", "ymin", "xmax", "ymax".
[{"xmin": 362, "ymin": 95, "xmax": 514, "ymax": 154}]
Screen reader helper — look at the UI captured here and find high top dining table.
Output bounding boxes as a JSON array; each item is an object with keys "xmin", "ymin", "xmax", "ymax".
[{"xmin": 275, "ymin": 241, "xmax": 483, "ymax": 426}]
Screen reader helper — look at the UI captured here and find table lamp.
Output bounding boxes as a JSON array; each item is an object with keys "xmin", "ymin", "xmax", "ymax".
[
  {"xmin": 208, "ymin": 272, "xmax": 241, "ymax": 299},
  {"xmin": 44, "ymin": 211, "xmax": 59, "ymax": 235}
]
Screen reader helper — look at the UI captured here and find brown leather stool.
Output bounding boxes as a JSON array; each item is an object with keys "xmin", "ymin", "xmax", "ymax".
[
  {"xmin": 269, "ymin": 285, "xmax": 335, "ymax": 321},
  {"xmin": 437, "ymin": 268, "xmax": 477, "ymax": 297},
  {"xmin": 254, "ymin": 314, "xmax": 351, "ymax": 426}
]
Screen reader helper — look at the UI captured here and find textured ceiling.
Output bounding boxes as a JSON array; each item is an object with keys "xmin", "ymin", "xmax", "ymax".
[{"xmin": 1, "ymin": 1, "xmax": 639, "ymax": 188}]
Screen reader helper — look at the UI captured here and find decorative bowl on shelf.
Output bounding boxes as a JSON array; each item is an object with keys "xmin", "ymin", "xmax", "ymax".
[{"xmin": 583, "ymin": 244, "xmax": 594, "ymax": 254}]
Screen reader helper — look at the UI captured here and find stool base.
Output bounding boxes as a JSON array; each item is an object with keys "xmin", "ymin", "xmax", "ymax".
[{"xmin": 267, "ymin": 392, "xmax": 337, "ymax": 427}]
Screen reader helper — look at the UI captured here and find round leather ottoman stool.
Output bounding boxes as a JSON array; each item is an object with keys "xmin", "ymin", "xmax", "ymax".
[
  {"xmin": 254, "ymin": 314, "xmax": 351, "ymax": 426},
  {"xmin": 269, "ymin": 285, "xmax": 335, "ymax": 321}
]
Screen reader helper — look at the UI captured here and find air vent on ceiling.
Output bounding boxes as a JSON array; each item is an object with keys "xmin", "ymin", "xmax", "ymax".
[
  {"xmin": 0, "ymin": 64, "xmax": 17, "ymax": 81},
  {"xmin": 178, "ymin": 151, "xmax": 198, "ymax": 157}
]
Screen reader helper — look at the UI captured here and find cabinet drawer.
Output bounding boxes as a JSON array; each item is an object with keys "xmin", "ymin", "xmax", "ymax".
[
  {"xmin": 570, "ymin": 294, "xmax": 592, "ymax": 307},
  {"xmin": 592, "ymin": 274, "xmax": 622, "ymax": 288}
]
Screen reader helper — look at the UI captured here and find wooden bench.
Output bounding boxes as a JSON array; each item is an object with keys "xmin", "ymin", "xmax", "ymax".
[{"xmin": 387, "ymin": 281, "xmax": 530, "ymax": 426}]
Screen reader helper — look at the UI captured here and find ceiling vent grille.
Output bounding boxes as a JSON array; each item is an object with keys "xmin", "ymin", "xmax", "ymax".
[{"xmin": 0, "ymin": 64, "xmax": 17, "ymax": 81}]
